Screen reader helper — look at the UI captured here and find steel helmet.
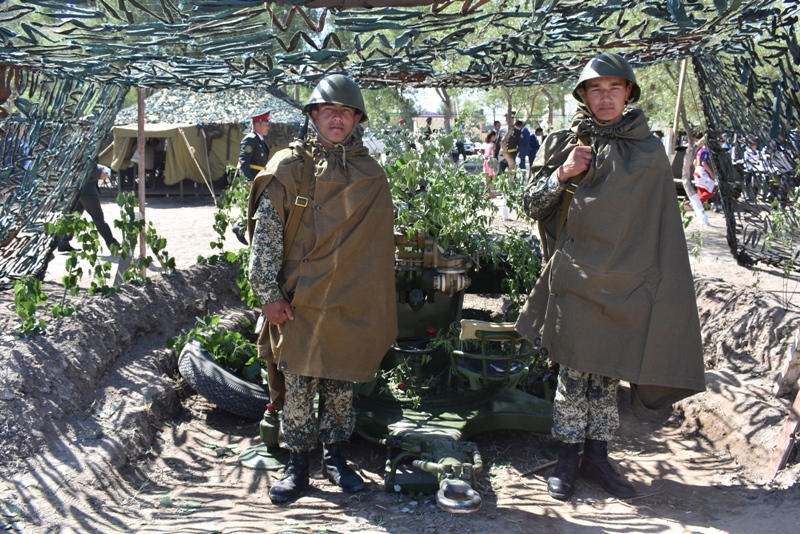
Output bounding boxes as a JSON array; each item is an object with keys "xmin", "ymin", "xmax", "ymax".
[
  {"xmin": 572, "ymin": 53, "xmax": 640, "ymax": 105},
  {"xmin": 303, "ymin": 74, "xmax": 368, "ymax": 123}
]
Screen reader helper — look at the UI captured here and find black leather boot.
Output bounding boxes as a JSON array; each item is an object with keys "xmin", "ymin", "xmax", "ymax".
[
  {"xmin": 323, "ymin": 442, "xmax": 365, "ymax": 493},
  {"xmin": 269, "ymin": 451, "xmax": 310, "ymax": 504},
  {"xmin": 547, "ymin": 442, "xmax": 582, "ymax": 501},
  {"xmin": 580, "ymin": 439, "xmax": 636, "ymax": 499}
]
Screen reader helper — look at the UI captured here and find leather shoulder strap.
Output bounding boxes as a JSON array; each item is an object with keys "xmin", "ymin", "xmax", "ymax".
[{"xmin": 282, "ymin": 149, "xmax": 314, "ymax": 260}]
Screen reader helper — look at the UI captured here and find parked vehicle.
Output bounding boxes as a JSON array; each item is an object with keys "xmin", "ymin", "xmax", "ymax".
[
  {"xmin": 363, "ymin": 131, "xmax": 386, "ymax": 156},
  {"xmin": 462, "ymin": 138, "xmax": 475, "ymax": 155}
]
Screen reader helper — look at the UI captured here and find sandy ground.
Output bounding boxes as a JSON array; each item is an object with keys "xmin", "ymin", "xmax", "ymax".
[{"xmin": 0, "ymin": 192, "xmax": 797, "ymax": 533}]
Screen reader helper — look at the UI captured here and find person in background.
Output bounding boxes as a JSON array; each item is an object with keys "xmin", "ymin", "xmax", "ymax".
[
  {"xmin": 498, "ymin": 113, "xmax": 517, "ymax": 173},
  {"xmin": 492, "ymin": 120, "xmax": 502, "ymax": 160},
  {"xmin": 247, "ymin": 74, "xmax": 398, "ymax": 505},
  {"xmin": 518, "ymin": 120, "xmax": 531, "ymax": 171},
  {"xmin": 720, "ymin": 132, "xmax": 731, "ymax": 152},
  {"xmin": 534, "ymin": 126, "xmax": 546, "ymax": 147},
  {"xmin": 528, "ymin": 125, "xmax": 541, "ymax": 170},
  {"xmin": 483, "ymin": 130, "xmax": 497, "ymax": 182},
  {"xmin": 239, "ymin": 110, "xmax": 271, "ymax": 182},
  {"xmin": 692, "ymin": 138, "xmax": 716, "ymax": 206},
  {"xmin": 57, "ymin": 163, "xmax": 120, "ymax": 253},
  {"xmin": 515, "ymin": 52, "xmax": 705, "ymax": 502},
  {"xmin": 423, "ymin": 116, "xmax": 433, "ymax": 139}
]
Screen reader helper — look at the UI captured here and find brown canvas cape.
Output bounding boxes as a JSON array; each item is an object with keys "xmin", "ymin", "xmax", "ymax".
[
  {"xmin": 248, "ymin": 137, "xmax": 398, "ymax": 387},
  {"xmin": 515, "ymin": 110, "xmax": 706, "ymax": 409}
]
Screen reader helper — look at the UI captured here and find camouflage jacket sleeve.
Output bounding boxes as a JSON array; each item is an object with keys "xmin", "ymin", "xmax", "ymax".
[
  {"xmin": 247, "ymin": 193, "xmax": 284, "ymax": 304},
  {"xmin": 523, "ymin": 170, "xmax": 569, "ymax": 221}
]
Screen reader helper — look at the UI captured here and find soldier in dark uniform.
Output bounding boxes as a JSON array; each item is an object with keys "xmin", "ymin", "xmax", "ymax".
[{"xmin": 239, "ymin": 110, "xmax": 271, "ymax": 182}]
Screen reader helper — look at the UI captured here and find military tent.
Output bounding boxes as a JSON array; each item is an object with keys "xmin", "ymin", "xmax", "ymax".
[{"xmin": 101, "ymin": 87, "xmax": 304, "ymax": 189}]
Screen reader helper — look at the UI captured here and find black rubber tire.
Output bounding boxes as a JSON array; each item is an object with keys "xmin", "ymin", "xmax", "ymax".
[{"xmin": 178, "ymin": 340, "xmax": 270, "ymax": 420}]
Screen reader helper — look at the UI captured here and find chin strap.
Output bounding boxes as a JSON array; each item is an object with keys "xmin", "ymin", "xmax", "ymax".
[{"xmin": 308, "ymin": 120, "xmax": 355, "ymax": 169}]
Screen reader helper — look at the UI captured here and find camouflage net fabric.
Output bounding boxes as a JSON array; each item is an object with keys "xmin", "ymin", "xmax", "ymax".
[{"xmin": 1, "ymin": 0, "xmax": 799, "ymax": 287}]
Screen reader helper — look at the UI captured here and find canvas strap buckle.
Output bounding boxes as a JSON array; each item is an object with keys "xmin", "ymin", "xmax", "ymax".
[{"xmin": 295, "ymin": 196, "xmax": 308, "ymax": 207}]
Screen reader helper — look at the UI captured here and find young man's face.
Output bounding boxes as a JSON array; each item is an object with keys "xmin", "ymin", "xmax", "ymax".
[
  {"xmin": 312, "ymin": 104, "xmax": 360, "ymax": 145},
  {"xmin": 579, "ymin": 76, "xmax": 632, "ymax": 125},
  {"xmin": 253, "ymin": 119, "xmax": 269, "ymax": 137}
]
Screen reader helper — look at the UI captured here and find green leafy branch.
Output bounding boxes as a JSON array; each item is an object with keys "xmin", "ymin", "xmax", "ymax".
[
  {"xmin": 200, "ymin": 169, "xmax": 261, "ymax": 309},
  {"xmin": 114, "ymin": 192, "xmax": 175, "ymax": 283},
  {"xmin": 11, "ymin": 275, "xmax": 48, "ymax": 338},
  {"xmin": 167, "ymin": 315, "xmax": 263, "ymax": 384}
]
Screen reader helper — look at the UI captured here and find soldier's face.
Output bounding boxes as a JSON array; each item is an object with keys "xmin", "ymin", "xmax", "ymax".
[
  {"xmin": 253, "ymin": 119, "xmax": 269, "ymax": 136},
  {"xmin": 579, "ymin": 76, "xmax": 631, "ymax": 125},
  {"xmin": 312, "ymin": 104, "xmax": 360, "ymax": 146}
]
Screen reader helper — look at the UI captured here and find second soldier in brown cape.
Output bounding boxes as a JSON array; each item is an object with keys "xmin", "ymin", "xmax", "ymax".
[{"xmin": 247, "ymin": 74, "xmax": 397, "ymax": 504}]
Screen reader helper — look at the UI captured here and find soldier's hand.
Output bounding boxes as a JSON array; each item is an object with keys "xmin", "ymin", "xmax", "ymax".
[
  {"xmin": 557, "ymin": 146, "xmax": 593, "ymax": 182},
  {"xmin": 262, "ymin": 299, "xmax": 294, "ymax": 325}
]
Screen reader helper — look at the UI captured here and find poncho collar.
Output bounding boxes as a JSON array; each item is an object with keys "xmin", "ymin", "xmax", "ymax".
[
  {"xmin": 303, "ymin": 123, "xmax": 369, "ymax": 170},
  {"xmin": 570, "ymin": 107, "xmax": 652, "ymax": 144}
]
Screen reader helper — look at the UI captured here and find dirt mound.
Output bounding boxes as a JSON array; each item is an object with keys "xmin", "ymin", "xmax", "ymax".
[
  {"xmin": 0, "ymin": 262, "xmax": 243, "ymax": 474},
  {"xmin": 677, "ymin": 277, "xmax": 800, "ymax": 487}
]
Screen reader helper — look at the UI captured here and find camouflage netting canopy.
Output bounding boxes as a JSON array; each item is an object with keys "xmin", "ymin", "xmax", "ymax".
[
  {"xmin": 1, "ymin": 0, "xmax": 800, "ymax": 288},
  {"xmin": 114, "ymin": 86, "xmax": 303, "ymax": 127},
  {"xmin": 0, "ymin": 0, "xmax": 797, "ymax": 91}
]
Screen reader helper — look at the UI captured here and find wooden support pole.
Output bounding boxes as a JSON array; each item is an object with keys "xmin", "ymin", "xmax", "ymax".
[
  {"xmin": 137, "ymin": 88, "xmax": 147, "ymax": 279},
  {"xmin": 670, "ymin": 58, "xmax": 688, "ymax": 159}
]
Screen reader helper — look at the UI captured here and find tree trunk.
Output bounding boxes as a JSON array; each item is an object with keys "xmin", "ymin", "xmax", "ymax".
[{"xmin": 435, "ymin": 88, "xmax": 453, "ymax": 133}]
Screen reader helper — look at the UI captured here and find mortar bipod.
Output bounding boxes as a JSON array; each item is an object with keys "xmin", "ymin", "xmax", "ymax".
[{"xmin": 412, "ymin": 438, "xmax": 483, "ymax": 513}]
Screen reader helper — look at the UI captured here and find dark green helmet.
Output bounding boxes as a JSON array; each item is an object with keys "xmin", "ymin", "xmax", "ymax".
[
  {"xmin": 303, "ymin": 74, "xmax": 368, "ymax": 123},
  {"xmin": 572, "ymin": 53, "xmax": 640, "ymax": 105}
]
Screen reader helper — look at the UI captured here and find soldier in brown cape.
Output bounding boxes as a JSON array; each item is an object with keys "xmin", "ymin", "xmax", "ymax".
[
  {"xmin": 247, "ymin": 74, "xmax": 397, "ymax": 504},
  {"xmin": 515, "ymin": 53, "xmax": 705, "ymax": 502}
]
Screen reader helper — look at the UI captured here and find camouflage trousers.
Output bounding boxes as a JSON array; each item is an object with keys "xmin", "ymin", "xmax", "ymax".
[
  {"xmin": 551, "ymin": 365, "xmax": 620, "ymax": 444},
  {"xmin": 280, "ymin": 372, "xmax": 355, "ymax": 452}
]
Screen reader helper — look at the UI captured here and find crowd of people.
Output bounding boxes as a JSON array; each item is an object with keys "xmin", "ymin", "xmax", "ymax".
[
  {"xmin": 481, "ymin": 118, "xmax": 545, "ymax": 179},
  {"xmin": 728, "ymin": 130, "xmax": 800, "ymax": 204}
]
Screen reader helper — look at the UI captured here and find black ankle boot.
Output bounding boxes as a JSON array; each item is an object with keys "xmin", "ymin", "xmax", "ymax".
[
  {"xmin": 579, "ymin": 439, "xmax": 636, "ymax": 499},
  {"xmin": 547, "ymin": 442, "xmax": 582, "ymax": 501},
  {"xmin": 269, "ymin": 451, "xmax": 310, "ymax": 504},
  {"xmin": 323, "ymin": 442, "xmax": 365, "ymax": 493}
]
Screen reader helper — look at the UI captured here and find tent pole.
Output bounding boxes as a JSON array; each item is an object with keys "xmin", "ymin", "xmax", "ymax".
[
  {"xmin": 137, "ymin": 88, "xmax": 147, "ymax": 279},
  {"xmin": 199, "ymin": 128, "xmax": 216, "ymax": 201},
  {"xmin": 670, "ymin": 58, "xmax": 689, "ymax": 158}
]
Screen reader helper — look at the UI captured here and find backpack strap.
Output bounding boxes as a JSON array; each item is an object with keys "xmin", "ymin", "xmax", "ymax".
[{"xmin": 282, "ymin": 148, "xmax": 314, "ymax": 260}]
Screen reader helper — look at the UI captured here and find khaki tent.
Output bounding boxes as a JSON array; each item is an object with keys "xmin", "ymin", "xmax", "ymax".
[
  {"xmin": 105, "ymin": 123, "xmax": 208, "ymax": 187},
  {"xmin": 100, "ymin": 87, "xmax": 304, "ymax": 189}
]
